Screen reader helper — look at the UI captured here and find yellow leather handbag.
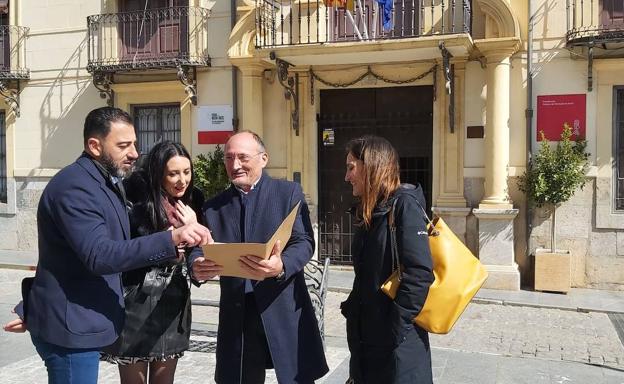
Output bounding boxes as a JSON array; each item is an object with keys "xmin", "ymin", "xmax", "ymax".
[{"xmin": 381, "ymin": 200, "xmax": 488, "ymax": 334}]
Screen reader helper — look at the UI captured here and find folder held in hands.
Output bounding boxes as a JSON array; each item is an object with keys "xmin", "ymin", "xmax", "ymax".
[{"xmin": 201, "ymin": 202, "xmax": 301, "ymax": 279}]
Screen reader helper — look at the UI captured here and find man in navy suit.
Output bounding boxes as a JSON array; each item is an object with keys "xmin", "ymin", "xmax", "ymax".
[
  {"xmin": 191, "ymin": 131, "xmax": 328, "ymax": 383},
  {"xmin": 3, "ymin": 107, "xmax": 211, "ymax": 384}
]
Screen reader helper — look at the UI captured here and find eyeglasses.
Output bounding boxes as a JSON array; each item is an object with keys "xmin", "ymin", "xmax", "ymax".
[{"xmin": 223, "ymin": 152, "xmax": 264, "ymax": 164}]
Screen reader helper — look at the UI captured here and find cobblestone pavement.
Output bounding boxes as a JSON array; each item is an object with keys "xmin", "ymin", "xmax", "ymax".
[
  {"xmin": 192, "ymin": 286, "xmax": 624, "ymax": 370},
  {"xmin": 302, "ymin": 289, "xmax": 624, "ymax": 371},
  {"xmin": 0, "ymin": 341, "xmax": 352, "ymax": 384},
  {"xmin": 2, "ymin": 272, "xmax": 624, "ymax": 383},
  {"xmin": 430, "ymin": 303, "xmax": 624, "ymax": 370}
]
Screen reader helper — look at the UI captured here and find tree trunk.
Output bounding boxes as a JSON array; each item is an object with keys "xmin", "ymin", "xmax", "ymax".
[{"xmin": 550, "ymin": 204, "xmax": 557, "ymax": 253}]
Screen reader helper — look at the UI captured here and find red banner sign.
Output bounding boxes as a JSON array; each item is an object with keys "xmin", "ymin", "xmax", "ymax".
[{"xmin": 536, "ymin": 94, "xmax": 586, "ymax": 141}]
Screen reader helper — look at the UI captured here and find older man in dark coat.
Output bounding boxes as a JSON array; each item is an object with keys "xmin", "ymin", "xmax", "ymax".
[{"xmin": 191, "ymin": 131, "xmax": 328, "ymax": 384}]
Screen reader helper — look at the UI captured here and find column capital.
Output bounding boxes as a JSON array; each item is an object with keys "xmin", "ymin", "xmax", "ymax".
[
  {"xmin": 230, "ymin": 58, "xmax": 269, "ymax": 75},
  {"xmin": 474, "ymin": 37, "xmax": 521, "ymax": 63},
  {"xmin": 449, "ymin": 58, "xmax": 468, "ymax": 70}
]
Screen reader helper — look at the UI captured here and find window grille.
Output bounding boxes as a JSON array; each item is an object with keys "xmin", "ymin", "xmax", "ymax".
[
  {"xmin": 614, "ymin": 87, "xmax": 624, "ymax": 210},
  {"xmin": 0, "ymin": 111, "xmax": 6, "ymax": 203},
  {"xmin": 133, "ymin": 104, "xmax": 181, "ymax": 155}
]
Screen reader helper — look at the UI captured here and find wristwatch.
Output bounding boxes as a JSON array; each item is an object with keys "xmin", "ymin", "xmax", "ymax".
[{"xmin": 275, "ymin": 266, "xmax": 286, "ymax": 281}]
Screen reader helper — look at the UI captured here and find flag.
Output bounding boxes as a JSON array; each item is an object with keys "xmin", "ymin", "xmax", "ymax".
[
  {"xmin": 376, "ymin": 0, "xmax": 394, "ymax": 31},
  {"xmin": 324, "ymin": 0, "xmax": 355, "ymax": 11}
]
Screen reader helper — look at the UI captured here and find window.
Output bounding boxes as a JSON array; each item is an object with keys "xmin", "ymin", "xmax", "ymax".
[
  {"xmin": 0, "ymin": 0, "xmax": 9, "ymax": 72},
  {"xmin": 602, "ymin": 0, "xmax": 624, "ymax": 26},
  {"xmin": 133, "ymin": 104, "xmax": 181, "ymax": 155},
  {"xmin": 614, "ymin": 87, "xmax": 624, "ymax": 210},
  {"xmin": 119, "ymin": 0, "xmax": 187, "ymax": 63},
  {"xmin": 0, "ymin": 111, "xmax": 6, "ymax": 203}
]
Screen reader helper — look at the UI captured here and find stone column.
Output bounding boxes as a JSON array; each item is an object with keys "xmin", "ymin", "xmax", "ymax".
[
  {"xmin": 473, "ymin": 39, "xmax": 521, "ymax": 290},
  {"xmin": 479, "ymin": 46, "xmax": 515, "ymax": 209},
  {"xmin": 238, "ymin": 63, "xmax": 265, "ymax": 136}
]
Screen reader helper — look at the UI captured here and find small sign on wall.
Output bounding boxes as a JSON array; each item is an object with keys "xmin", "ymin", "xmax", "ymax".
[
  {"xmin": 536, "ymin": 94, "xmax": 586, "ymax": 141},
  {"xmin": 197, "ymin": 105, "xmax": 233, "ymax": 144},
  {"xmin": 322, "ymin": 129, "xmax": 335, "ymax": 146}
]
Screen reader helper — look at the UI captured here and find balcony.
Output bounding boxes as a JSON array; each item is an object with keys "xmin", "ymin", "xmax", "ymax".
[
  {"xmin": 87, "ymin": 6, "xmax": 210, "ymax": 73},
  {"xmin": 0, "ymin": 25, "xmax": 29, "ymax": 80},
  {"xmin": 566, "ymin": 0, "xmax": 624, "ymax": 90},
  {"xmin": 0, "ymin": 25, "xmax": 29, "ymax": 117},
  {"xmin": 566, "ymin": 0, "xmax": 624, "ymax": 48},
  {"xmin": 255, "ymin": 0, "xmax": 472, "ymax": 48}
]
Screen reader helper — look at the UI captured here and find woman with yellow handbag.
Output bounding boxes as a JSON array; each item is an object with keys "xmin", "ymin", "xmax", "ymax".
[{"xmin": 341, "ymin": 135, "xmax": 435, "ymax": 384}]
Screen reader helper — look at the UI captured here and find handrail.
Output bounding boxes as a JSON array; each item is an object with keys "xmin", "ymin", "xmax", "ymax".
[
  {"xmin": 87, "ymin": 6, "xmax": 210, "ymax": 72},
  {"xmin": 566, "ymin": 0, "xmax": 624, "ymax": 43},
  {"xmin": 255, "ymin": 0, "xmax": 472, "ymax": 48},
  {"xmin": 0, "ymin": 25, "xmax": 29, "ymax": 79}
]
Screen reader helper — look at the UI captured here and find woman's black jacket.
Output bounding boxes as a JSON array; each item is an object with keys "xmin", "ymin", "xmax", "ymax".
[
  {"xmin": 341, "ymin": 183, "xmax": 435, "ymax": 347},
  {"xmin": 121, "ymin": 169, "xmax": 205, "ymax": 284}
]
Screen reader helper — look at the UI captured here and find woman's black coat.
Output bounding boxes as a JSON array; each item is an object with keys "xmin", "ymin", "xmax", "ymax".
[
  {"xmin": 341, "ymin": 184, "xmax": 435, "ymax": 384},
  {"xmin": 102, "ymin": 169, "xmax": 204, "ymax": 358}
]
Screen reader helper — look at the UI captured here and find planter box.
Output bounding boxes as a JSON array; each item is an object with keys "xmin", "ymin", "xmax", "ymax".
[{"xmin": 534, "ymin": 249, "xmax": 571, "ymax": 293}]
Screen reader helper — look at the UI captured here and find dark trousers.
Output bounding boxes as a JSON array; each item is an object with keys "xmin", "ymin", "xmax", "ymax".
[
  {"xmin": 241, "ymin": 293, "xmax": 274, "ymax": 384},
  {"xmin": 347, "ymin": 324, "xmax": 433, "ymax": 384}
]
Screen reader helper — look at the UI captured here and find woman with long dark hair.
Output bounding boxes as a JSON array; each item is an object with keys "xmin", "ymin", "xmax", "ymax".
[
  {"xmin": 341, "ymin": 135, "xmax": 435, "ymax": 383},
  {"xmin": 101, "ymin": 140, "xmax": 204, "ymax": 384}
]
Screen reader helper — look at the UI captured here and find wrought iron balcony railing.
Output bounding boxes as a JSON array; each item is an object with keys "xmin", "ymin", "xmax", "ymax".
[
  {"xmin": 255, "ymin": 0, "xmax": 471, "ymax": 48},
  {"xmin": 87, "ymin": 6, "xmax": 210, "ymax": 72},
  {"xmin": 0, "ymin": 25, "xmax": 29, "ymax": 80},
  {"xmin": 566, "ymin": 0, "xmax": 624, "ymax": 44}
]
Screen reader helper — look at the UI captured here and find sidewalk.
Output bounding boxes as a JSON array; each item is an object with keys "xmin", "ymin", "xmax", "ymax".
[
  {"xmin": 4, "ymin": 251, "xmax": 624, "ymax": 315},
  {"xmin": 328, "ymin": 267, "xmax": 624, "ymax": 314},
  {"xmin": 2, "ymin": 267, "xmax": 624, "ymax": 383}
]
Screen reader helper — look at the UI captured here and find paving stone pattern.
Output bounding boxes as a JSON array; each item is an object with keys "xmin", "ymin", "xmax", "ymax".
[
  {"xmin": 303, "ymin": 289, "xmax": 624, "ymax": 371},
  {"xmin": 2, "ymin": 273, "xmax": 624, "ymax": 383},
  {"xmin": 430, "ymin": 302, "xmax": 624, "ymax": 370}
]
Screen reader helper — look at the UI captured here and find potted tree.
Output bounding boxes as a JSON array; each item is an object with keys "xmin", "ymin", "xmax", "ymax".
[
  {"xmin": 193, "ymin": 145, "xmax": 231, "ymax": 200},
  {"xmin": 518, "ymin": 123, "xmax": 590, "ymax": 293}
]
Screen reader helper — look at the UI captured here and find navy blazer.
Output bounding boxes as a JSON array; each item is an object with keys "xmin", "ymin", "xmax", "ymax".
[
  {"xmin": 191, "ymin": 175, "xmax": 328, "ymax": 383},
  {"xmin": 24, "ymin": 154, "xmax": 178, "ymax": 349}
]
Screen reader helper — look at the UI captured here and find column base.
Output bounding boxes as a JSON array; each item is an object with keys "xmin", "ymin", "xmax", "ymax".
[
  {"xmin": 435, "ymin": 196, "xmax": 468, "ymax": 208},
  {"xmin": 481, "ymin": 264, "xmax": 521, "ymax": 290},
  {"xmin": 473, "ymin": 208, "xmax": 520, "ymax": 291},
  {"xmin": 432, "ymin": 207, "xmax": 471, "ymax": 244},
  {"xmin": 478, "ymin": 202, "xmax": 514, "ymax": 210}
]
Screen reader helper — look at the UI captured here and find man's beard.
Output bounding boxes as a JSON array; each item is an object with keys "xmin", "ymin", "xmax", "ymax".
[{"xmin": 100, "ymin": 151, "xmax": 133, "ymax": 178}]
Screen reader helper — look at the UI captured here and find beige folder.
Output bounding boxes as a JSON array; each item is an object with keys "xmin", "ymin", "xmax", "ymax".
[{"xmin": 201, "ymin": 201, "xmax": 301, "ymax": 279}]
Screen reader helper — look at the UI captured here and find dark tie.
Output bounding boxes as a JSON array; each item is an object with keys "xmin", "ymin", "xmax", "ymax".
[{"xmin": 240, "ymin": 193, "xmax": 256, "ymax": 293}]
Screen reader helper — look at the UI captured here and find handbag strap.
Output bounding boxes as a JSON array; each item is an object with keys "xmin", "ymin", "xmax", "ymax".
[
  {"xmin": 411, "ymin": 196, "xmax": 440, "ymax": 237},
  {"xmin": 387, "ymin": 194, "xmax": 438, "ymax": 275},
  {"xmin": 387, "ymin": 198, "xmax": 401, "ymax": 280}
]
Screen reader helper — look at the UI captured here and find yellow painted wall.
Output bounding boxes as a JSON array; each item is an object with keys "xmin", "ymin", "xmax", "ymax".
[
  {"xmin": 262, "ymin": 73, "xmax": 290, "ymax": 174},
  {"xmin": 11, "ymin": 1, "xmax": 104, "ymax": 174},
  {"xmin": 10, "ymin": 0, "xmax": 237, "ymax": 173}
]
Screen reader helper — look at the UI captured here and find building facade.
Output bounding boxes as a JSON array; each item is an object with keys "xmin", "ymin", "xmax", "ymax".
[{"xmin": 0, "ymin": 0, "xmax": 622, "ymax": 290}]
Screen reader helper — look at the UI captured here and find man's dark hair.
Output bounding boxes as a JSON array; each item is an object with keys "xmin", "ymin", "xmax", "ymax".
[{"xmin": 83, "ymin": 107, "xmax": 133, "ymax": 146}]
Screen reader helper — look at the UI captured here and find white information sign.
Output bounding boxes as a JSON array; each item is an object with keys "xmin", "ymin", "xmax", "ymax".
[{"xmin": 196, "ymin": 105, "xmax": 233, "ymax": 132}]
